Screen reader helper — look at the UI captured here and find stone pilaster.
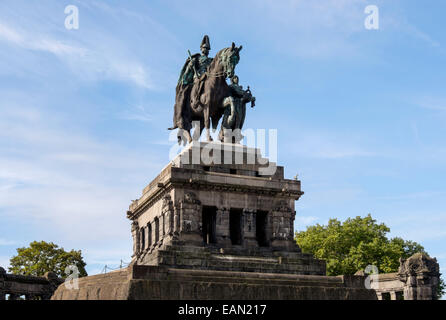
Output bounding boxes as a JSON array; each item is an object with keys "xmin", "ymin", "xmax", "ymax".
[
  {"xmin": 162, "ymin": 195, "xmax": 174, "ymax": 238},
  {"xmin": 173, "ymin": 204, "xmax": 180, "ymax": 239},
  {"xmin": 271, "ymin": 200, "xmax": 295, "ymax": 250},
  {"xmin": 216, "ymin": 207, "xmax": 231, "ymax": 246},
  {"xmin": 151, "ymin": 221, "xmax": 157, "ymax": 248},
  {"xmin": 132, "ymin": 221, "xmax": 140, "ymax": 257},
  {"xmin": 179, "ymin": 192, "xmax": 202, "ymax": 244}
]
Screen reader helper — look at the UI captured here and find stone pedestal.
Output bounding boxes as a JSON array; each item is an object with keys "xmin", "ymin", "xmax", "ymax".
[{"xmin": 126, "ymin": 142, "xmax": 324, "ymax": 274}]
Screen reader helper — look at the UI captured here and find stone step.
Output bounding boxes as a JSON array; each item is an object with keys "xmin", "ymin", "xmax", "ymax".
[
  {"xmin": 154, "ymin": 256, "xmax": 324, "ymax": 275},
  {"xmin": 160, "ymin": 244, "xmax": 320, "ymax": 262},
  {"xmin": 165, "ymin": 272, "xmax": 344, "ymax": 287},
  {"xmin": 163, "ymin": 244, "xmax": 305, "ymax": 257}
]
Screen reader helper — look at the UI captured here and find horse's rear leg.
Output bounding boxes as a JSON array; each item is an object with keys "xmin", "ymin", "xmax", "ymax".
[
  {"xmin": 192, "ymin": 121, "xmax": 201, "ymax": 141},
  {"xmin": 178, "ymin": 129, "xmax": 192, "ymax": 146}
]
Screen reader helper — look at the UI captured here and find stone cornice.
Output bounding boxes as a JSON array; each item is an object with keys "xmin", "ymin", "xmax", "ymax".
[{"xmin": 127, "ymin": 169, "xmax": 303, "ymax": 221}]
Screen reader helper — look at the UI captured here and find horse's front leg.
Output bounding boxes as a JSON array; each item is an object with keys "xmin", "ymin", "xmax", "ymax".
[{"xmin": 203, "ymin": 107, "xmax": 213, "ymax": 142}]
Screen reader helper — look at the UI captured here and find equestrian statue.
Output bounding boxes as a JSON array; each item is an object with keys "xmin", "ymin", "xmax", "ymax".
[{"xmin": 169, "ymin": 35, "xmax": 255, "ymax": 145}]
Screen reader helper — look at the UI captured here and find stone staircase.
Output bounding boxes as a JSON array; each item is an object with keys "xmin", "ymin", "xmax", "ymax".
[{"xmin": 141, "ymin": 244, "xmax": 326, "ymax": 275}]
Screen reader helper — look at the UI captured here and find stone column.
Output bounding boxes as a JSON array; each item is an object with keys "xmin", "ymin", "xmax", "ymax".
[
  {"xmin": 390, "ymin": 291, "xmax": 397, "ymax": 300},
  {"xmin": 145, "ymin": 225, "xmax": 150, "ymax": 250},
  {"xmin": 173, "ymin": 204, "xmax": 180, "ymax": 240},
  {"xmin": 216, "ymin": 207, "xmax": 231, "ymax": 247},
  {"xmin": 159, "ymin": 214, "xmax": 165, "ymax": 242},
  {"xmin": 243, "ymin": 209, "xmax": 257, "ymax": 248},
  {"xmin": 140, "ymin": 227, "xmax": 146, "ymax": 252},
  {"xmin": 162, "ymin": 195, "xmax": 174, "ymax": 238},
  {"xmin": 151, "ymin": 221, "xmax": 157, "ymax": 248},
  {"xmin": 132, "ymin": 222, "xmax": 140, "ymax": 257}
]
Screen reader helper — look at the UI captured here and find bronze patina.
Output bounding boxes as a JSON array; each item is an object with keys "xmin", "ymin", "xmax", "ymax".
[{"xmin": 169, "ymin": 35, "xmax": 250, "ymax": 145}]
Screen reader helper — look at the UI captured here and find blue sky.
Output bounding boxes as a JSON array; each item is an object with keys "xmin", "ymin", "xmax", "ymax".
[{"xmin": 0, "ymin": 0, "xmax": 445, "ymax": 279}]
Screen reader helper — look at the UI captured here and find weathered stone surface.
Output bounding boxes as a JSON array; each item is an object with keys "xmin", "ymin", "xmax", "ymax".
[
  {"xmin": 51, "ymin": 143, "xmax": 378, "ymax": 300},
  {"xmin": 366, "ymin": 253, "xmax": 440, "ymax": 300},
  {"xmin": 52, "ymin": 264, "xmax": 377, "ymax": 300},
  {"xmin": 0, "ymin": 267, "xmax": 64, "ymax": 300},
  {"xmin": 128, "ymin": 142, "xmax": 304, "ymax": 272}
]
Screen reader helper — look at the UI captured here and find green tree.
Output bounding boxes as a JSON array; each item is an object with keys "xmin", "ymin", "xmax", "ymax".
[
  {"xmin": 8, "ymin": 241, "xmax": 87, "ymax": 278},
  {"xmin": 295, "ymin": 214, "xmax": 444, "ymax": 298},
  {"xmin": 295, "ymin": 214, "xmax": 427, "ymax": 275}
]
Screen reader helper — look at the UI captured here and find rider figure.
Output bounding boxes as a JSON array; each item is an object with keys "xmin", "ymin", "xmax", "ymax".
[
  {"xmin": 170, "ymin": 35, "xmax": 213, "ymax": 134},
  {"xmin": 194, "ymin": 35, "xmax": 213, "ymax": 80},
  {"xmin": 180, "ymin": 35, "xmax": 213, "ymax": 84}
]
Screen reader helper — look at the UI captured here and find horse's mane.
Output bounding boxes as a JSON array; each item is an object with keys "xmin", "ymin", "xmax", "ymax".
[{"xmin": 208, "ymin": 47, "xmax": 231, "ymax": 71}]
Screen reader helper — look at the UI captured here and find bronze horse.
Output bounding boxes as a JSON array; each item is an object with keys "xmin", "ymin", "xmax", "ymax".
[{"xmin": 178, "ymin": 43, "xmax": 242, "ymax": 144}]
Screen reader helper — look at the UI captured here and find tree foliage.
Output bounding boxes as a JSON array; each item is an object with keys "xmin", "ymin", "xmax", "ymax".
[
  {"xmin": 295, "ymin": 214, "xmax": 425, "ymax": 276},
  {"xmin": 8, "ymin": 241, "xmax": 87, "ymax": 278}
]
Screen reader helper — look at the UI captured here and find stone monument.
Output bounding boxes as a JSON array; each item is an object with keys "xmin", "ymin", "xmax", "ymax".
[
  {"xmin": 52, "ymin": 36, "xmax": 381, "ymax": 300},
  {"xmin": 127, "ymin": 142, "xmax": 325, "ymax": 275}
]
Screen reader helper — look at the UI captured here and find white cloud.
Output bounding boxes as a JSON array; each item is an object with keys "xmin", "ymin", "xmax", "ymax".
[
  {"xmin": 0, "ymin": 22, "xmax": 154, "ymax": 89},
  {"xmin": 0, "ymin": 23, "xmax": 87, "ymax": 56},
  {"xmin": 0, "ymin": 105, "xmax": 163, "ymax": 244}
]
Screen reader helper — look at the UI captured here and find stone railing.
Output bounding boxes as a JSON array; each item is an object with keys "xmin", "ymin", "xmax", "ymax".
[
  {"xmin": 367, "ymin": 253, "xmax": 441, "ymax": 300},
  {"xmin": 0, "ymin": 267, "xmax": 64, "ymax": 300}
]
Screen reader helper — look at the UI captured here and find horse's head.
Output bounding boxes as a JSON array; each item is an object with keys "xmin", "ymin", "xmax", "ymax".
[{"xmin": 219, "ymin": 42, "xmax": 242, "ymax": 78}]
